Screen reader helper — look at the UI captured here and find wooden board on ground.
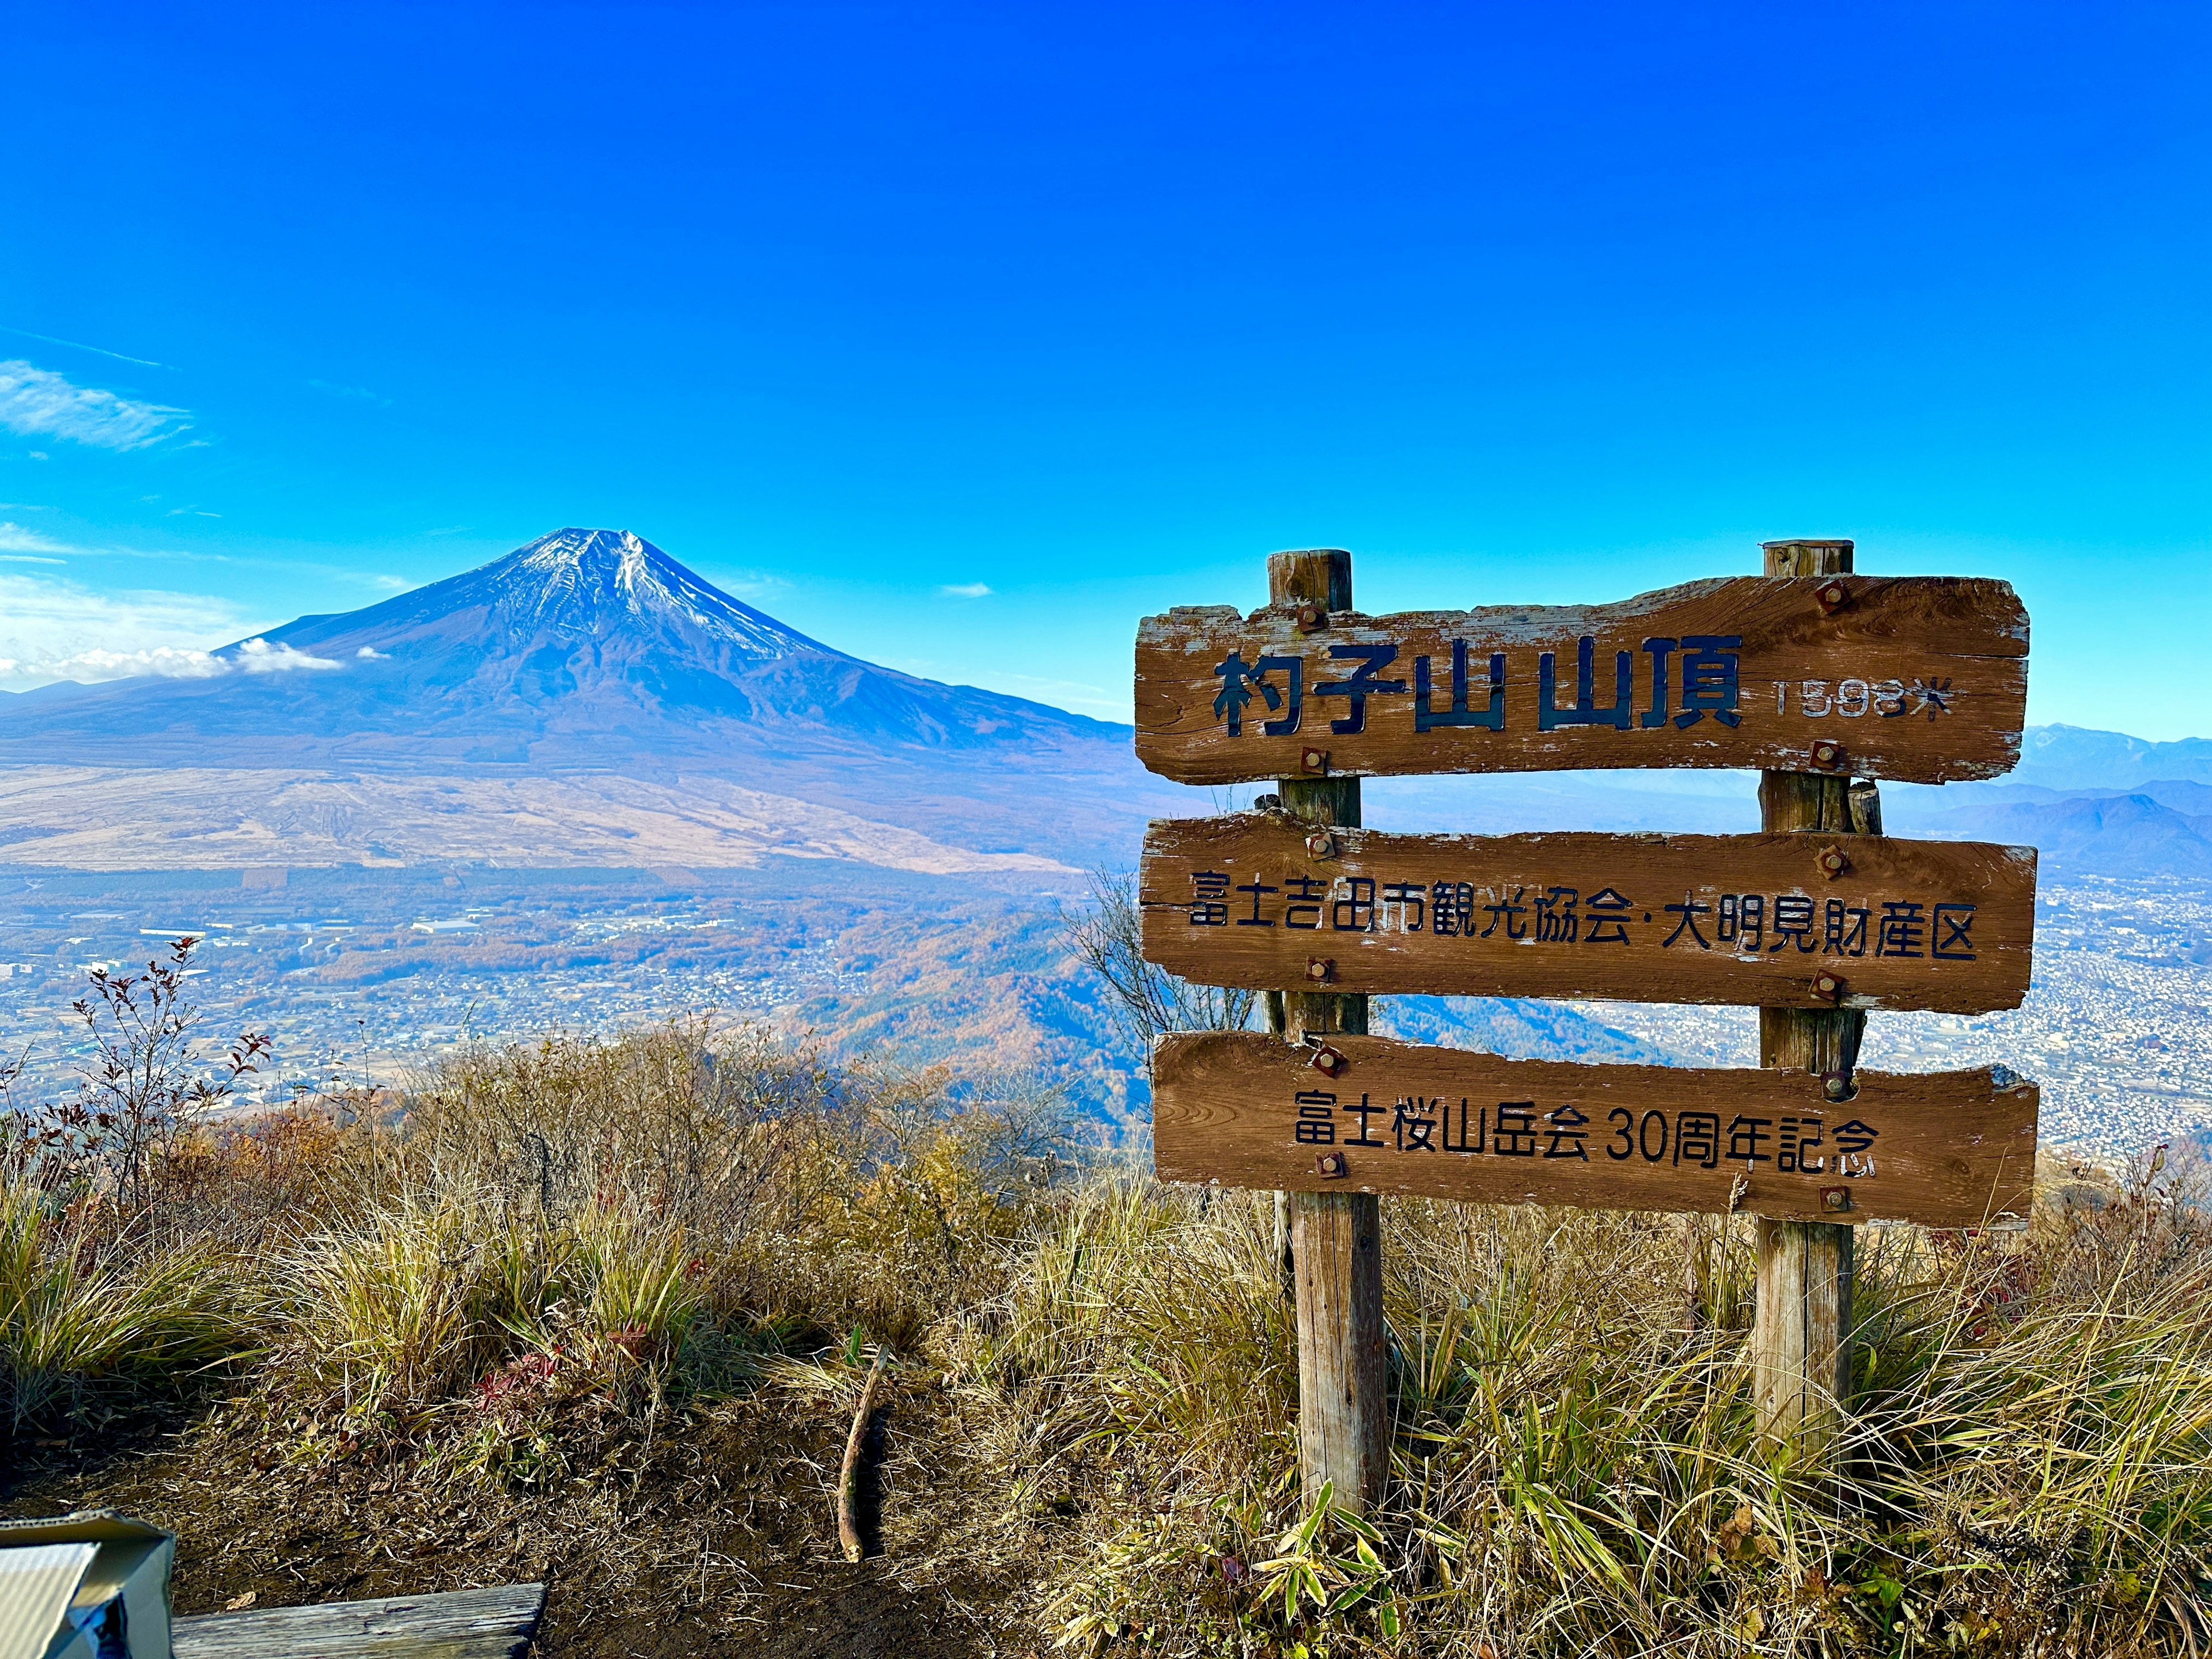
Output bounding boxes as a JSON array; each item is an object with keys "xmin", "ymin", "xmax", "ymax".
[
  {"xmin": 1139, "ymin": 816, "xmax": 2037, "ymax": 1013},
  {"xmin": 172, "ymin": 1582, "xmax": 546, "ymax": 1659},
  {"xmin": 1134, "ymin": 575, "xmax": 2028, "ymax": 785},
  {"xmin": 1150, "ymin": 1032, "xmax": 2037, "ymax": 1228}
]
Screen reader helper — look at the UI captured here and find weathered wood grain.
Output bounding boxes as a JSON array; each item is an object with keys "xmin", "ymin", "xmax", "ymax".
[
  {"xmin": 1264, "ymin": 547, "xmax": 1388, "ymax": 1518},
  {"xmin": 172, "ymin": 1582, "xmax": 545, "ymax": 1659},
  {"xmin": 1752, "ymin": 537, "xmax": 1866, "ymax": 1452},
  {"xmin": 1150, "ymin": 1032, "xmax": 2037, "ymax": 1229},
  {"xmin": 1139, "ymin": 816, "xmax": 2036, "ymax": 1013},
  {"xmin": 1134, "ymin": 574, "xmax": 2028, "ymax": 785}
]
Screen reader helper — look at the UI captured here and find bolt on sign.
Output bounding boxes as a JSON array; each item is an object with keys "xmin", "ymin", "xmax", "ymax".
[
  {"xmin": 1134, "ymin": 575, "xmax": 2028, "ymax": 786},
  {"xmin": 1138, "ymin": 817, "xmax": 2037, "ymax": 1014},
  {"xmin": 1152, "ymin": 1033, "xmax": 2037, "ymax": 1230}
]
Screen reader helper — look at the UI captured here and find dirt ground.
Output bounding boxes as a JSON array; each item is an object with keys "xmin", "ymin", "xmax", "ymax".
[{"xmin": 1, "ymin": 1381, "xmax": 1040, "ymax": 1658}]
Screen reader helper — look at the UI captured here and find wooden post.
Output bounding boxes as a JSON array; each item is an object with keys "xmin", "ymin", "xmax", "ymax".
[
  {"xmin": 1270, "ymin": 548, "xmax": 1388, "ymax": 1514},
  {"xmin": 1751, "ymin": 538, "xmax": 1867, "ymax": 1451}
]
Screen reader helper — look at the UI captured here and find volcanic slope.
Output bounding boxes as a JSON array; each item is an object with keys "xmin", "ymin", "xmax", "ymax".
[{"xmin": 0, "ymin": 528, "xmax": 1191, "ymax": 871}]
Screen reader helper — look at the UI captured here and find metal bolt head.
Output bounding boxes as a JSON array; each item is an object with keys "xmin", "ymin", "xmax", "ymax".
[
  {"xmin": 1306, "ymin": 956, "xmax": 1335, "ymax": 983},
  {"xmin": 1315, "ymin": 1150, "xmax": 1347, "ymax": 1178},
  {"xmin": 1295, "ymin": 603, "xmax": 1327, "ymax": 633},
  {"xmin": 1815, "ymin": 579, "xmax": 1850, "ymax": 615},
  {"xmin": 1812, "ymin": 971, "xmax": 1843, "ymax": 1002},
  {"xmin": 1305, "ymin": 831, "xmax": 1336, "ymax": 858},
  {"xmin": 1821, "ymin": 1185, "xmax": 1853, "ymax": 1213},
  {"xmin": 1301, "ymin": 748, "xmax": 1328, "ymax": 774},
  {"xmin": 1309, "ymin": 1044, "xmax": 1346, "ymax": 1076},
  {"xmin": 1810, "ymin": 739, "xmax": 1844, "ymax": 770},
  {"xmin": 1817, "ymin": 844, "xmax": 1850, "ymax": 879},
  {"xmin": 1822, "ymin": 1074, "xmax": 1852, "ymax": 1102}
]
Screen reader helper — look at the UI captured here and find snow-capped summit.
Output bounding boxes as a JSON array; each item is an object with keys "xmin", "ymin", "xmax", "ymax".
[
  {"xmin": 447, "ymin": 528, "xmax": 831, "ymax": 661},
  {"xmin": 281, "ymin": 528, "xmax": 836, "ymax": 672}
]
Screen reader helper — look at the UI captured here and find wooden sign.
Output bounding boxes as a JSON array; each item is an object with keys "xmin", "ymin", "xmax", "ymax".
[
  {"xmin": 1134, "ymin": 575, "xmax": 2028, "ymax": 785},
  {"xmin": 1152, "ymin": 1032, "xmax": 2037, "ymax": 1229},
  {"xmin": 1139, "ymin": 816, "xmax": 2036, "ymax": 1013}
]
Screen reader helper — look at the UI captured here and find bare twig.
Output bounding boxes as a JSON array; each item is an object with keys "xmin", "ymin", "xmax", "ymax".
[
  {"xmin": 1070, "ymin": 869, "xmax": 1256, "ymax": 1050},
  {"xmin": 838, "ymin": 1345, "xmax": 891, "ymax": 1562}
]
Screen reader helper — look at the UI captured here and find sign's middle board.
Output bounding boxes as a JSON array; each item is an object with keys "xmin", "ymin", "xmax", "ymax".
[{"xmin": 1139, "ymin": 815, "xmax": 2037, "ymax": 1013}]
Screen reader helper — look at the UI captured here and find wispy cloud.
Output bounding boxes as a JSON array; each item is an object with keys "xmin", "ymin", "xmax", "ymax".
[
  {"xmin": 940, "ymin": 581, "xmax": 993, "ymax": 599},
  {"xmin": 0, "ymin": 361, "xmax": 191, "ymax": 450},
  {"xmin": 0, "ymin": 555, "xmax": 65, "ymax": 566},
  {"xmin": 0, "ymin": 325, "xmax": 169, "ymax": 370},
  {"xmin": 355, "ymin": 645, "xmax": 389, "ymax": 660},
  {"xmin": 308, "ymin": 379, "xmax": 391, "ymax": 407},
  {"xmin": 0, "ymin": 522, "xmax": 70, "ymax": 555},
  {"xmin": 368, "ymin": 574, "xmax": 411, "ymax": 592},
  {"xmin": 716, "ymin": 570, "xmax": 791, "ymax": 598},
  {"xmin": 987, "ymin": 670, "xmax": 1121, "ymax": 717}
]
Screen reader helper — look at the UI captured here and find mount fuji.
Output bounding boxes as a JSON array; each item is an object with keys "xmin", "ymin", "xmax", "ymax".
[
  {"xmin": 1, "ymin": 528, "xmax": 1109, "ymax": 764},
  {"xmin": 0, "ymin": 529, "xmax": 1188, "ymax": 873}
]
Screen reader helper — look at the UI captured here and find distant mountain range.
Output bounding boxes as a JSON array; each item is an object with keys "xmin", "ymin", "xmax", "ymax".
[
  {"xmin": 0, "ymin": 529, "xmax": 2207, "ymax": 882},
  {"xmin": 2011, "ymin": 726, "xmax": 2212, "ymax": 791}
]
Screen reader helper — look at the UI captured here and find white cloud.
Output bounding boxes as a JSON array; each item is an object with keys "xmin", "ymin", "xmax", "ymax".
[
  {"xmin": 0, "ymin": 645, "xmax": 228, "ymax": 682},
  {"xmin": 0, "ymin": 360, "xmax": 191, "ymax": 450},
  {"xmin": 0, "ymin": 570, "xmax": 275, "ymax": 688},
  {"xmin": 231, "ymin": 638, "xmax": 342, "ymax": 673},
  {"xmin": 0, "ymin": 555, "xmax": 65, "ymax": 566},
  {"xmin": 355, "ymin": 645, "xmax": 389, "ymax": 660},
  {"xmin": 939, "ymin": 582, "xmax": 993, "ymax": 599},
  {"xmin": 0, "ymin": 522, "xmax": 69, "ymax": 554},
  {"xmin": 368, "ymin": 574, "xmax": 411, "ymax": 592}
]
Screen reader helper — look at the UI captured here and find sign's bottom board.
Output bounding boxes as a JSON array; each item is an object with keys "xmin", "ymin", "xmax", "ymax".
[{"xmin": 1151, "ymin": 1032, "xmax": 2037, "ymax": 1229}]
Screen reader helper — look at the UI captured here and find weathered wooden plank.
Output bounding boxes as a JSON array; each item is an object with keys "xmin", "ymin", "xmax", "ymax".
[
  {"xmin": 1150, "ymin": 1032, "xmax": 2037, "ymax": 1229},
  {"xmin": 1138, "ymin": 816, "xmax": 2037, "ymax": 1013},
  {"xmin": 1133, "ymin": 574, "xmax": 2028, "ymax": 785},
  {"xmin": 172, "ymin": 1582, "xmax": 545, "ymax": 1659}
]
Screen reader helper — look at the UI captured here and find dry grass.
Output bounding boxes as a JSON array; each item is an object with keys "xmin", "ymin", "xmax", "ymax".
[
  {"xmin": 1013, "ymin": 1172, "xmax": 2212, "ymax": 1657},
  {"xmin": 5, "ymin": 1016, "xmax": 2210, "ymax": 1657}
]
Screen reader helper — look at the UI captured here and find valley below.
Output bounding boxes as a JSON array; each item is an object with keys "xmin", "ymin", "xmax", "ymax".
[{"xmin": 5, "ymin": 848, "xmax": 2206, "ymax": 1157}]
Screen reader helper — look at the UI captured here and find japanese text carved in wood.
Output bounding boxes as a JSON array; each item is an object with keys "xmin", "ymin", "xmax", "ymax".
[
  {"xmin": 1152, "ymin": 1032, "xmax": 2038, "ymax": 1229},
  {"xmin": 1133, "ymin": 575, "xmax": 2028, "ymax": 785},
  {"xmin": 1139, "ymin": 816, "xmax": 2037, "ymax": 1013}
]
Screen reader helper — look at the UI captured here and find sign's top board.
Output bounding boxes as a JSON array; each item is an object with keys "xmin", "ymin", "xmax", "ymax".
[
  {"xmin": 1134, "ymin": 575, "xmax": 2029, "ymax": 786},
  {"xmin": 1139, "ymin": 817, "xmax": 2037, "ymax": 1014},
  {"xmin": 1152, "ymin": 1031, "xmax": 2039, "ymax": 1229}
]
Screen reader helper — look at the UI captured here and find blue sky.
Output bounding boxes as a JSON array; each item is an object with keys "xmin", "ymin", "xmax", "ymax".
[{"xmin": 2, "ymin": 3, "xmax": 2206, "ymax": 734}]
